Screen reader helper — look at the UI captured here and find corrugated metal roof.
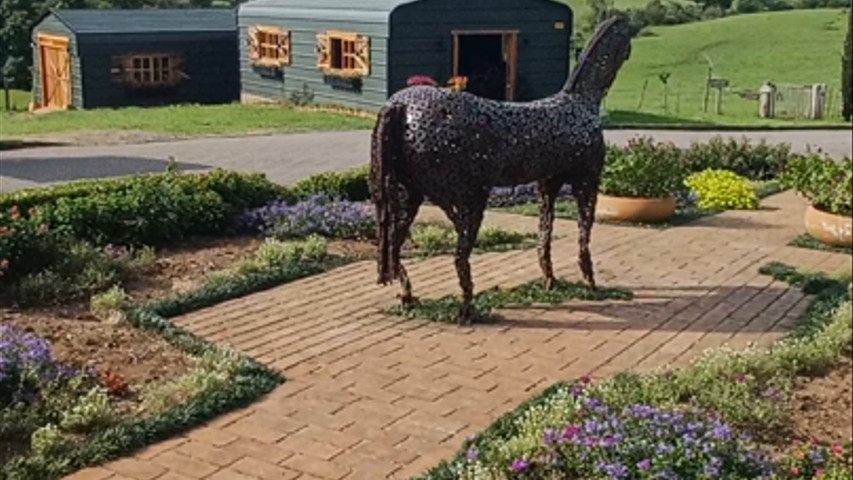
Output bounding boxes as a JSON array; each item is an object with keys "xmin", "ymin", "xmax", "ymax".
[{"xmin": 51, "ymin": 8, "xmax": 236, "ymax": 34}]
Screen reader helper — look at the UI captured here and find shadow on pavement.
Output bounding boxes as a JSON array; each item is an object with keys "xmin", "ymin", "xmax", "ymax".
[{"xmin": 0, "ymin": 155, "xmax": 209, "ymax": 183}]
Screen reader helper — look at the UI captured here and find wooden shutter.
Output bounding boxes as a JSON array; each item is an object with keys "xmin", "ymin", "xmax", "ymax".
[
  {"xmin": 316, "ymin": 32, "xmax": 331, "ymax": 70},
  {"xmin": 353, "ymin": 35, "xmax": 371, "ymax": 76},
  {"xmin": 248, "ymin": 26, "xmax": 260, "ymax": 62},
  {"xmin": 278, "ymin": 30, "xmax": 292, "ymax": 66}
]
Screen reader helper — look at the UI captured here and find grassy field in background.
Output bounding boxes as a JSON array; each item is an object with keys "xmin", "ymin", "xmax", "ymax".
[
  {"xmin": 0, "ymin": 89, "xmax": 31, "ymax": 112},
  {"xmin": 0, "ymin": 103, "xmax": 375, "ymax": 139},
  {"xmin": 605, "ymin": 9, "xmax": 852, "ymax": 125}
]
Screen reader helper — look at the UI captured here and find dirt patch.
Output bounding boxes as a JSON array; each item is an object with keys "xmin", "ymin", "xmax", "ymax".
[
  {"xmin": 790, "ymin": 356, "xmax": 853, "ymax": 445},
  {"xmin": 0, "ymin": 235, "xmax": 265, "ymax": 391},
  {"xmin": 126, "ymin": 235, "xmax": 264, "ymax": 301},
  {"xmin": 1, "ymin": 311, "xmax": 190, "ymax": 389}
]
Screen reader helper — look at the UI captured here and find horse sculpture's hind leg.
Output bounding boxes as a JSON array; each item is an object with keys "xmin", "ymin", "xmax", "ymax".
[
  {"xmin": 391, "ymin": 188, "xmax": 423, "ymax": 306},
  {"xmin": 573, "ymin": 171, "xmax": 601, "ymax": 290},
  {"xmin": 445, "ymin": 200, "xmax": 486, "ymax": 325},
  {"xmin": 537, "ymin": 177, "xmax": 565, "ymax": 290}
]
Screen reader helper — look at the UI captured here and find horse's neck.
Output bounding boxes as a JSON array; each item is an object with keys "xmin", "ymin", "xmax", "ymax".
[{"xmin": 542, "ymin": 92, "xmax": 600, "ymax": 118}]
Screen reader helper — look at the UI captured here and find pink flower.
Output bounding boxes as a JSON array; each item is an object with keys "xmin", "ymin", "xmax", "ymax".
[{"xmin": 790, "ymin": 466, "xmax": 800, "ymax": 476}]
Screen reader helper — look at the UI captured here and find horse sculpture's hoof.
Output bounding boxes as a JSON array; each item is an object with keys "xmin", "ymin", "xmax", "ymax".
[
  {"xmin": 544, "ymin": 276, "xmax": 556, "ymax": 290},
  {"xmin": 457, "ymin": 303, "xmax": 477, "ymax": 326},
  {"xmin": 399, "ymin": 294, "xmax": 420, "ymax": 307}
]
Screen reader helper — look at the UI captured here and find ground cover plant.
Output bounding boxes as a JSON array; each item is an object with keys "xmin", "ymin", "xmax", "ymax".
[
  {"xmin": 417, "ymin": 262, "xmax": 852, "ymax": 479},
  {"xmin": 0, "ymin": 103, "xmax": 374, "ymax": 140},
  {"xmin": 789, "ymin": 234, "xmax": 853, "ymax": 255},
  {"xmin": 388, "ymin": 279, "xmax": 633, "ymax": 323},
  {"xmin": 493, "ymin": 137, "xmax": 787, "ymax": 227}
]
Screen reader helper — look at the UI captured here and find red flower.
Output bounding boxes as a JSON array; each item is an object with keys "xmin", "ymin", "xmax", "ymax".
[
  {"xmin": 10, "ymin": 205, "xmax": 20, "ymax": 220},
  {"xmin": 100, "ymin": 370, "xmax": 130, "ymax": 397}
]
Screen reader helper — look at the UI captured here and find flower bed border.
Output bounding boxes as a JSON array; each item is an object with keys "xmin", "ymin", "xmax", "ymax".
[
  {"xmin": 0, "ymin": 259, "xmax": 346, "ymax": 479},
  {"xmin": 415, "ymin": 262, "xmax": 850, "ymax": 480}
]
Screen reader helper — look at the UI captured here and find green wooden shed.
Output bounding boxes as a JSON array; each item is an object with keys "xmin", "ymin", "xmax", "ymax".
[
  {"xmin": 238, "ymin": 0, "xmax": 573, "ymax": 109},
  {"xmin": 31, "ymin": 9, "xmax": 239, "ymax": 110}
]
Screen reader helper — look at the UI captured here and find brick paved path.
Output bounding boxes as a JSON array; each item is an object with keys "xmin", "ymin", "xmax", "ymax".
[{"xmin": 70, "ymin": 192, "xmax": 850, "ymax": 480}]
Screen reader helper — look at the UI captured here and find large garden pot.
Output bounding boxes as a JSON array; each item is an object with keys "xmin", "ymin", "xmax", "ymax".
[
  {"xmin": 596, "ymin": 194, "xmax": 677, "ymax": 222},
  {"xmin": 804, "ymin": 205, "xmax": 852, "ymax": 247}
]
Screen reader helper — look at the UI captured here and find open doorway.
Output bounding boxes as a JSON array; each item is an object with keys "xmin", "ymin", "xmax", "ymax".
[{"xmin": 453, "ymin": 30, "xmax": 518, "ymax": 101}]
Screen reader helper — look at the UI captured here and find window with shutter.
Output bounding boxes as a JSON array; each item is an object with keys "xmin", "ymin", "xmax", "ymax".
[
  {"xmin": 317, "ymin": 31, "xmax": 370, "ymax": 77},
  {"xmin": 249, "ymin": 26, "xmax": 291, "ymax": 67}
]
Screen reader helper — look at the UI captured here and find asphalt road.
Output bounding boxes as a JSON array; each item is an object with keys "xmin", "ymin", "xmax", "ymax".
[{"xmin": 1, "ymin": 129, "xmax": 850, "ymax": 192}]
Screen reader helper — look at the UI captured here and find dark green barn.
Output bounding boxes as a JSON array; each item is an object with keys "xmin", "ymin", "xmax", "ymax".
[
  {"xmin": 238, "ymin": 0, "xmax": 573, "ymax": 109},
  {"xmin": 31, "ymin": 9, "xmax": 239, "ymax": 110}
]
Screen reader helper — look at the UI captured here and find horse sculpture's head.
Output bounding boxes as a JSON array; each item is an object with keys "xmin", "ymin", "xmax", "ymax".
[{"xmin": 565, "ymin": 16, "xmax": 632, "ymax": 101}]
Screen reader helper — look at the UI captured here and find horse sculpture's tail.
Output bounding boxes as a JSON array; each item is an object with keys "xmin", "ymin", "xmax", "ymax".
[{"xmin": 370, "ymin": 103, "xmax": 407, "ymax": 285}]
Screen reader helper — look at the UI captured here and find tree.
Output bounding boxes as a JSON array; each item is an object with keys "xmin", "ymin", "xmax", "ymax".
[{"xmin": 843, "ymin": 8, "xmax": 852, "ymax": 121}]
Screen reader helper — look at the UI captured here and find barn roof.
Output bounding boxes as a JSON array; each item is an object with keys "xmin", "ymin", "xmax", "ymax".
[{"xmin": 49, "ymin": 8, "xmax": 236, "ymax": 34}]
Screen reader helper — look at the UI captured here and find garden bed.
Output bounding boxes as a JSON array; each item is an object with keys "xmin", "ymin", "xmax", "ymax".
[{"xmin": 417, "ymin": 263, "xmax": 853, "ymax": 479}]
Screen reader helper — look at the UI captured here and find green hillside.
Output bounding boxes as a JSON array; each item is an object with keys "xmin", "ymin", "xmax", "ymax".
[{"xmin": 604, "ymin": 9, "xmax": 851, "ymax": 125}]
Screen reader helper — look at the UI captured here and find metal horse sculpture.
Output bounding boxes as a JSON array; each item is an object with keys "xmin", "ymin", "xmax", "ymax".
[{"xmin": 369, "ymin": 17, "xmax": 632, "ymax": 324}]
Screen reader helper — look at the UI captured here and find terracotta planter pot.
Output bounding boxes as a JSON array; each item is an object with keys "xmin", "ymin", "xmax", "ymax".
[
  {"xmin": 804, "ymin": 205, "xmax": 852, "ymax": 247},
  {"xmin": 596, "ymin": 194, "xmax": 677, "ymax": 222}
]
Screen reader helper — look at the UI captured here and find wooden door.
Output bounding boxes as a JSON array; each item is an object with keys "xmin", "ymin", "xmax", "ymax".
[{"xmin": 38, "ymin": 34, "xmax": 71, "ymax": 109}]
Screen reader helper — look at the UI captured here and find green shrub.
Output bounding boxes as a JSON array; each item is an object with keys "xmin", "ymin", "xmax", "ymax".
[
  {"xmin": 0, "ymin": 210, "xmax": 72, "ymax": 282},
  {"xmin": 0, "ymin": 169, "xmax": 282, "ymax": 214},
  {"xmin": 410, "ymin": 223, "xmax": 455, "ymax": 256},
  {"xmin": 90, "ymin": 286, "xmax": 131, "ymax": 324},
  {"xmin": 600, "ymin": 137, "xmax": 687, "ymax": 198},
  {"xmin": 254, "ymin": 235, "xmax": 328, "ymax": 267},
  {"xmin": 290, "ymin": 166, "xmax": 370, "ymax": 201},
  {"xmin": 13, "ymin": 243, "xmax": 128, "ymax": 306},
  {"xmin": 59, "ymin": 387, "xmax": 115, "ymax": 433},
  {"xmin": 682, "ymin": 137, "xmax": 790, "ymax": 181},
  {"xmin": 781, "ymin": 154, "xmax": 852, "ymax": 216},
  {"xmin": 477, "ymin": 227, "xmax": 530, "ymax": 250},
  {"xmin": 30, "ymin": 424, "xmax": 72, "ymax": 457},
  {"xmin": 685, "ymin": 169, "xmax": 760, "ymax": 210}
]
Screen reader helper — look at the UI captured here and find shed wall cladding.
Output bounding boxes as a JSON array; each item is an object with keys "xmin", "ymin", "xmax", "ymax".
[
  {"xmin": 32, "ymin": 15, "xmax": 83, "ymax": 108},
  {"xmin": 76, "ymin": 32, "xmax": 239, "ymax": 108},
  {"xmin": 389, "ymin": 0, "xmax": 572, "ymax": 102},
  {"xmin": 238, "ymin": 7, "xmax": 390, "ymax": 109}
]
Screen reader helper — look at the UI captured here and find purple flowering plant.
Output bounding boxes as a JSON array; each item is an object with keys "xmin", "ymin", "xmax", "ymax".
[
  {"xmin": 239, "ymin": 195, "xmax": 375, "ymax": 240},
  {"xmin": 1, "ymin": 324, "xmax": 96, "ymax": 435},
  {"xmin": 488, "ymin": 183, "xmax": 573, "ymax": 208},
  {"xmin": 459, "ymin": 379, "xmax": 772, "ymax": 480}
]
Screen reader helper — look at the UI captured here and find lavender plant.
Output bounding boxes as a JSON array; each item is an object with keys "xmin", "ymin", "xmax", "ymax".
[
  {"xmin": 240, "ymin": 195, "xmax": 375, "ymax": 239},
  {"xmin": 488, "ymin": 183, "xmax": 573, "ymax": 208}
]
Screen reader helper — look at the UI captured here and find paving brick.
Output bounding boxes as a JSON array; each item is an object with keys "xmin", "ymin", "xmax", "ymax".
[
  {"xmin": 151, "ymin": 451, "xmax": 220, "ymax": 479},
  {"xmin": 282, "ymin": 454, "xmax": 351, "ymax": 480},
  {"xmin": 176, "ymin": 441, "xmax": 245, "ymax": 467},
  {"xmin": 103, "ymin": 458, "xmax": 166, "ymax": 480},
  {"xmin": 230, "ymin": 457, "xmax": 301, "ymax": 480},
  {"xmin": 64, "ymin": 467, "xmax": 115, "ymax": 480}
]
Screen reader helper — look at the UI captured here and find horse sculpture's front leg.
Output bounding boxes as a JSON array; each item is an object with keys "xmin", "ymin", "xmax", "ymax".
[
  {"xmin": 537, "ymin": 177, "xmax": 565, "ymax": 290},
  {"xmin": 450, "ymin": 204, "xmax": 485, "ymax": 325}
]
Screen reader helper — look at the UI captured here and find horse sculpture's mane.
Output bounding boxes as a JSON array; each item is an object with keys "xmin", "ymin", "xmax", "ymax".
[{"xmin": 369, "ymin": 17, "xmax": 633, "ymax": 324}]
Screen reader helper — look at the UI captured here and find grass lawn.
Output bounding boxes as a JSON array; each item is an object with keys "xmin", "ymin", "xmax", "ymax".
[
  {"xmin": 0, "ymin": 102, "xmax": 375, "ymax": 139},
  {"xmin": 0, "ymin": 89, "xmax": 31, "ymax": 112},
  {"xmin": 605, "ymin": 9, "xmax": 853, "ymax": 126}
]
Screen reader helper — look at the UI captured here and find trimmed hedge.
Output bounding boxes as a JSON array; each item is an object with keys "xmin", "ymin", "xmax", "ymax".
[
  {"xmin": 0, "ymin": 256, "xmax": 348, "ymax": 479},
  {"xmin": 289, "ymin": 165, "xmax": 370, "ymax": 201},
  {"xmin": 0, "ymin": 170, "xmax": 283, "ymax": 281}
]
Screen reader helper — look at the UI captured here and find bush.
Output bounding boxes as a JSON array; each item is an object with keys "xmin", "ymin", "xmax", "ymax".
[
  {"xmin": 90, "ymin": 286, "xmax": 131, "ymax": 324},
  {"xmin": 410, "ymin": 223, "xmax": 455, "ymax": 256},
  {"xmin": 685, "ymin": 169, "xmax": 760, "ymax": 210},
  {"xmin": 600, "ymin": 138, "xmax": 687, "ymax": 198},
  {"xmin": 290, "ymin": 166, "xmax": 370, "ymax": 201},
  {"xmin": 13, "ymin": 243, "xmax": 130, "ymax": 306},
  {"xmin": 682, "ymin": 137, "xmax": 790, "ymax": 181},
  {"xmin": 0, "ymin": 170, "xmax": 283, "ymax": 282},
  {"xmin": 254, "ymin": 235, "xmax": 328, "ymax": 267},
  {"xmin": 781, "ymin": 154, "xmax": 852, "ymax": 216},
  {"xmin": 59, "ymin": 387, "xmax": 114, "ymax": 433}
]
